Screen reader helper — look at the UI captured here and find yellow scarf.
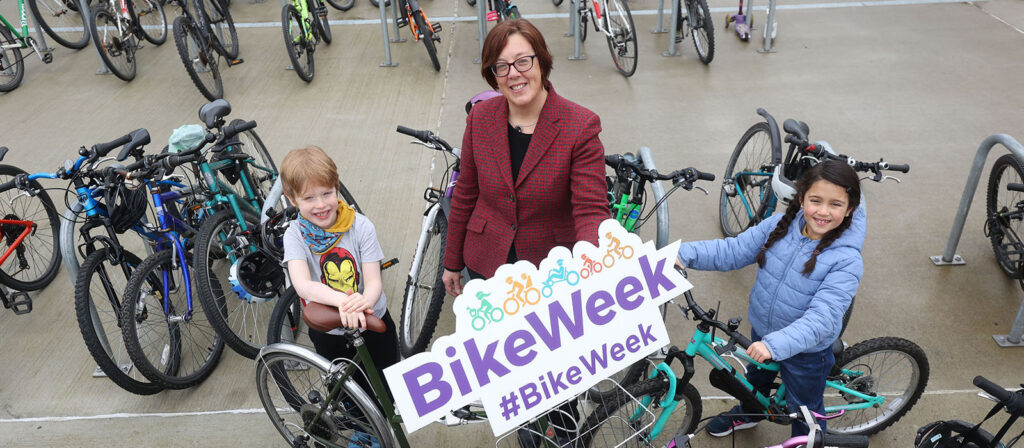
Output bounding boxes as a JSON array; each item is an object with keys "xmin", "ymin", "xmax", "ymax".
[{"xmin": 298, "ymin": 200, "xmax": 356, "ymax": 254}]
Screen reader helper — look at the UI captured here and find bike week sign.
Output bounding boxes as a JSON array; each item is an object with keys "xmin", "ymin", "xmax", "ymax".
[{"xmin": 383, "ymin": 220, "xmax": 692, "ymax": 435}]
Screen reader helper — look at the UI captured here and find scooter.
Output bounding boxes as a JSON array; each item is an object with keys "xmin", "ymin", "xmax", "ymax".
[{"xmin": 724, "ymin": 0, "xmax": 751, "ymax": 41}]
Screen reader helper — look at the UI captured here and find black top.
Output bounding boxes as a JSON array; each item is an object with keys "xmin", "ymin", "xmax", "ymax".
[{"xmin": 508, "ymin": 123, "xmax": 532, "ymax": 183}]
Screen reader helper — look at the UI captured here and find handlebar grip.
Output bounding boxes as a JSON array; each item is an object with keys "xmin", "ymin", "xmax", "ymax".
[
  {"xmin": 163, "ymin": 152, "xmax": 202, "ymax": 170},
  {"xmin": 93, "ymin": 134, "xmax": 133, "ymax": 157},
  {"xmin": 731, "ymin": 332, "xmax": 753, "ymax": 350},
  {"xmin": 884, "ymin": 163, "xmax": 910, "ymax": 173},
  {"xmin": 222, "ymin": 120, "xmax": 257, "ymax": 140},
  {"xmin": 695, "ymin": 170, "xmax": 715, "ymax": 182},
  {"xmin": 396, "ymin": 125, "xmax": 431, "ymax": 143},
  {"xmin": 974, "ymin": 376, "xmax": 1024, "ymax": 413},
  {"xmin": 0, "ymin": 179, "xmax": 16, "ymax": 193},
  {"xmin": 818, "ymin": 434, "xmax": 869, "ymax": 448}
]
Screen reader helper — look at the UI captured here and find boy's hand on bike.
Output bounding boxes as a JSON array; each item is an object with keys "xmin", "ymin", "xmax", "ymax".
[
  {"xmin": 339, "ymin": 289, "xmax": 372, "ymax": 313},
  {"xmin": 747, "ymin": 341, "xmax": 773, "ymax": 363},
  {"xmin": 337, "ymin": 309, "xmax": 367, "ymax": 330},
  {"xmin": 443, "ymin": 269, "xmax": 463, "ymax": 296}
]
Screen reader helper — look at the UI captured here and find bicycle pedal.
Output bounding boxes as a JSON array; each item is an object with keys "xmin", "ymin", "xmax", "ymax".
[
  {"xmin": 6, "ymin": 291, "xmax": 32, "ymax": 315},
  {"xmin": 431, "ymin": 23, "xmax": 442, "ymax": 34},
  {"xmin": 486, "ymin": 11, "xmax": 498, "ymax": 21},
  {"xmin": 396, "ymin": 17, "xmax": 408, "ymax": 27},
  {"xmin": 41, "ymin": 51, "xmax": 53, "ymax": 64},
  {"xmin": 228, "ymin": 58, "xmax": 245, "ymax": 66}
]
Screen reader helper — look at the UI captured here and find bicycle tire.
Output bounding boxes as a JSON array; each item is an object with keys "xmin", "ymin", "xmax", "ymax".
[
  {"xmin": 75, "ymin": 248, "xmax": 163, "ymax": 395},
  {"xmin": 194, "ymin": 209, "xmax": 280, "ymax": 359},
  {"xmin": 281, "ymin": 4, "xmax": 315, "ymax": 83},
  {"xmin": 0, "ymin": 165, "xmax": 62, "ymax": 291},
  {"xmin": 173, "ymin": 15, "xmax": 223, "ymax": 101},
  {"xmin": 266, "ymin": 287, "xmax": 315, "ymax": 351},
  {"xmin": 256, "ymin": 349, "xmax": 398, "ymax": 448},
  {"xmin": 324, "ymin": 0, "xmax": 354, "ymax": 11},
  {"xmin": 369, "ymin": 0, "xmax": 392, "ymax": 7},
  {"xmin": 121, "ymin": 248, "xmax": 225, "ymax": 389},
  {"xmin": 467, "ymin": 0, "xmax": 476, "ymax": 6},
  {"xmin": 0, "ymin": 26, "xmax": 24, "ymax": 92},
  {"xmin": 986, "ymin": 154, "xmax": 1024, "ymax": 278},
  {"xmin": 720, "ymin": 121, "xmax": 776, "ymax": 237},
  {"xmin": 90, "ymin": 7, "xmax": 137, "ymax": 81},
  {"xmin": 604, "ymin": 0, "xmax": 637, "ymax": 77},
  {"xmin": 412, "ymin": 10, "xmax": 440, "ymax": 72},
  {"xmin": 552, "ymin": 0, "xmax": 562, "ymax": 6},
  {"xmin": 687, "ymin": 0, "xmax": 714, "ymax": 64},
  {"xmin": 27, "ymin": 0, "xmax": 90, "ymax": 49},
  {"xmin": 130, "ymin": 0, "xmax": 168, "ymax": 45},
  {"xmin": 579, "ymin": 377, "xmax": 702, "ymax": 447},
  {"xmin": 204, "ymin": 0, "xmax": 238, "ymax": 60},
  {"xmin": 313, "ymin": 0, "xmax": 332, "ymax": 44},
  {"xmin": 826, "ymin": 336, "xmax": 929, "ymax": 435},
  {"xmin": 399, "ymin": 210, "xmax": 447, "ymax": 357}
]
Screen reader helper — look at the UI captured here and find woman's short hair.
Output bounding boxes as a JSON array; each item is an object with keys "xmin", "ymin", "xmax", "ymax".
[
  {"xmin": 480, "ymin": 19, "xmax": 553, "ymax": 89},
  {"xmin": 280, "ymin": 145, "xmax": 338, "ymax": 199}
]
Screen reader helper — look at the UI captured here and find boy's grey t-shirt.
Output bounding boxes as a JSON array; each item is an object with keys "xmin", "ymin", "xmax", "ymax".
[{"xmin": 282, "ymin": 213, "xmax": 388, "ymax": 324}]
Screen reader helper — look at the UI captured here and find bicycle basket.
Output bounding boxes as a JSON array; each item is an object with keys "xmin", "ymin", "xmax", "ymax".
[{"xmin": 107, "ymin": 182, "xmax": 149, "ymax": 234}]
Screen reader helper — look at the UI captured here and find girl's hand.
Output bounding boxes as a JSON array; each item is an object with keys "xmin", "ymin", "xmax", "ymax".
[
  {"xmin": 443, "ymin": 269, "xmax": 463, "ymax": 296},
  {"xmin": 747, "ymin": 341, "xmax": 773, "ymax": 363},
  {"xmin": 675, "ymin": 258, "xmax": 686, "ymax": 271},
  {"xmin": 338, "ymin": 309, "xmax": 367, "ymax": 330}
]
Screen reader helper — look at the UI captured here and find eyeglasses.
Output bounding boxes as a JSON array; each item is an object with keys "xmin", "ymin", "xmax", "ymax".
[{"xmin": 490, "ymin": 55, "xmax": 537, "ymax": 77}]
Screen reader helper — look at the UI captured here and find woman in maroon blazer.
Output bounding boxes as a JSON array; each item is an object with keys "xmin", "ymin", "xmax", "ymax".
[{"xmin": 442, "ymin": 19, "xmax": 608, "ymax": 294}]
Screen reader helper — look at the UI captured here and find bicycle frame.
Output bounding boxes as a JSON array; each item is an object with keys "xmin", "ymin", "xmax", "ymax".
[
  {"xmin": 291, "ymin": 0, "xmax": 316, "ymax": 42},
  {"xmin": 146, "ymin": 178, "xmax": 203, "ymax": 316},
  {"xmin": 0, "ymin": 0, "xmax": 31, "ymax": 44}
]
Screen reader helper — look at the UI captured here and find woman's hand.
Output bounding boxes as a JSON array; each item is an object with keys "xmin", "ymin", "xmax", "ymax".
[
  {"xmin": 442, "ymin": 269, "xmax": 464, "ymax": 296},
  {"xmin": 747, "ymin": 341, "xmax": 773, "ymax": 363}
]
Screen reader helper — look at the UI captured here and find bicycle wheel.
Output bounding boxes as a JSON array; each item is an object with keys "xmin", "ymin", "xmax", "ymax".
[
  {"xmin": 399, "ymin": 210, "xmax": 447, "ymax": 357},
  {"xmin": 75, "ymin": 248, "xmax": 163, "ymax": 395},
  {"xmin": 720, "ymin": 121, "xmax": 776, "ymax": 237},
  {"xmin": 0, "ymin": 165, "xmax": 62, "ymax": 291},
  {"xmin": 325, "ymin": 0, "xmax": 354, "ymax": 11},
  {"xmin": 121, "ymin": 248, "xmax": 225, "ymax": 389},
  {"xmin": 90, "ymin": 8, "xmax": 137, "ymax": 81},
  {"xmin": 825, "ymin": 337, "xmax": 929, "ymax": 435},
  {"xmin": 204, "ymin": 0, "xmax": 238, "ymax": 60},
  {"xmin": 222, "ymin": 119, "xmax": 278, "ymax": 209},
  {"xmin": 256, "ymin": 349, "xmax": 397, "ymax": 448},
  {"xmin": 579, "ymin": 377, "xmax": 702, "ymax": 447},
  {"xmin": 130, "ymin": 0, "xmax": 168, "ymax": 45},
  {"xmin": 412, "ymin": 10, "xmax": 440, "ymax": 72},
  {"xmin": 313, "ymin": 0, "xmax": 332, "ymax": 44},
  {"xmin": 194, "ymin": 209, "xmax": 280, "ymax": 359},
  {"xmin": 604, "ymin": 0, "xmax": 637, "ymax": 77},
  {"xmin": 27, "ymin": 0, "xmax": 90, "ymax": 49},
  {"xmin": 687, "ymin": 0, "xmax": 714, "ymax": 64},
  {"xmin": 0, "ymin": 26, "xmax": 24, "ymax": 93},
  {"xmin": 266, "ymin": 287, "xmax": 315, "ymax": 351},
  {"xmin": 986, "ymin": 154, "xmax": 1024, "ymax": 278},
  {"xmin": 173, "ymin": 15, "xmax": 223, "ymax": 101},
  {"xmin": 281, "ymin": 4, "xmax": 315, "ymax": 83}
]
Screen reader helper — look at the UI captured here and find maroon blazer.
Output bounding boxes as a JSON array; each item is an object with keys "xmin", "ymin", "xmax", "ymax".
[{"xmin": 444, "ymin": 84, "xmax": 608, "ymax": 277}]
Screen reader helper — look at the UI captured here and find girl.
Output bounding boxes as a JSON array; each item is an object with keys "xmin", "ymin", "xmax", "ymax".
[{"xmin": 676, "ymin": 159, "xmax": 865, "ymax": 437}]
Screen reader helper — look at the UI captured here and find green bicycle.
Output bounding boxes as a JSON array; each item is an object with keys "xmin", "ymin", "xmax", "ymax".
[
  {"xmin": 0, "ymin": 0, "xmax": 58, "ymax": 92},
  {"xmin": 579, "ymin": 271, "xmax": 930, "ymax": 446},
  {"xmin": 605, "ymin": 153, "xmax": 715, "ymax": 234},
  {"xmin": 281, "ymin": 0, "xmax": 332, "ymax": 82}
]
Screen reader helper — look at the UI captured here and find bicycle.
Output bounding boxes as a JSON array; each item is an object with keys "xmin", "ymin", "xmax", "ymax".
[
  {"xmin": 984, "ymin": 154, "xmax": 1024, "ymax": 279},
  {"xmin": 915, "ymin": 375, "xmax": 1023, "ymax": 448},
  {"xmin": 671, "ymin": 406, "xmax": 870, "ymax": 447},
  {"xmin": 605, "ymin": 153, "xmax": 716, "ymax": 236},
  {"xmin": 395, "ymin": 0, "xmax": 442, "ymax": 71},
  {"xmin": 168, "ymin": 0, "xmax": 240, "ymax": 100},
  {"xmin": 719, "ymin": 108, "xmax": 911, "ymax": 237},
  {"xmin": 0, "ymin": 0, "xmax": 57, "ymax": 92},
  {"xmin": 88, "ymin": 0, "xmax": 168, "ymax": 81},
  {"xmin": 676, "ymin": 0, "xmax": 714, "ymax": 64},
  {"xmin": 26, "ymin": 0, "xmax": 89, "ymax": 49},
  {"xmin": 0, "ymin": 148, "xmax": 62, "ymax": 294},
  {"xmin": 393, "ymin": 126, "xmax": 457, "ymax": 357},
  {"xmin": 281, "ymin": 0, "xmax": 332, "ymax": 82},
  {"xmin": 578, "ymin": 271, "xmax": 929, "ymax": 446},
  {"xmin": 574, "ymin": 0, "xmax": 638, "ymax": 77},
  {"xmin": 485, "ymin": 0, "xmax": 520, "ymax": 23}
]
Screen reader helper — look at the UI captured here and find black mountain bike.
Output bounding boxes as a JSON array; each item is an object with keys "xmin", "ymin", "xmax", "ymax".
[
  {"xmin": 916, "ymin": 376, "xmax": 1024, "ymax": 448},
  {"xmin": 281, "ymin": 0, "xmax": 332, "ymax": 82},
  {"xmin": 677, "ymin": 0, "xmax": 714, "ymax": 63},
  {"xmin": 985, "ymin": 154, "xmax": 1024, "ymax": 279},
  {"xmin": 88, "ymin": 0, "xmax": 168, "ymax": 81},
  {"xmin": 169, "ymin": 0, "xmax": 240, "ymax": 100},
  {"xmin": 396, "ymin": 0, "xmax": 441, "ymax": 71}
]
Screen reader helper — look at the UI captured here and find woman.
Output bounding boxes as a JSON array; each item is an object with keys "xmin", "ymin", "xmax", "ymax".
[{"xmin": 442, "ymin": 18, "xmax": 607, "ymax": 294}]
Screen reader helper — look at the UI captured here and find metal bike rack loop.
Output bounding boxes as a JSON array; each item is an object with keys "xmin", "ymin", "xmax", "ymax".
[
  {"xmin": 661, "ymin": 0, "xmax": 682, "ymax": 56},
  {"xmin": 378, "ymin": 0, "xmax": 398, "ymax": 67},
  {"xmin": 637, "ymin": 147, "xmax": 669, "ymax": 250},
  {"xmin": 475, "ymin": 0, "xmax": 486, "ymax": 63},
  {"xmin": 758, "ymin": 0, "xmax": 778, "ymax": 53},
  {"xmin": 567, "ymin": 0, "xmax": 586, "ymax": 60},
  {"xmin": 931, "ymin": 134, "xmax": 1024, "ymax": 347}
]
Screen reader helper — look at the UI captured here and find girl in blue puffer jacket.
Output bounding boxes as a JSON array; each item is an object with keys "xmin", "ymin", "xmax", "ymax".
[{"xmin": 676, "ymin": 160, "xmax": 864, "ymax": 438}]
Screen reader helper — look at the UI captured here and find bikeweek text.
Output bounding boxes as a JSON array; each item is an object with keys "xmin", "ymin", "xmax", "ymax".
[{"xmin": 383, "ymin": 220, "xmax": 692, "ymax": 435}]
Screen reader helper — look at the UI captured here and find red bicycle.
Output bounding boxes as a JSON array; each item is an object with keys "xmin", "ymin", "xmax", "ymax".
[{"xmin": 0, "ymin": 147, "xmax": 62, "ymax": 314}]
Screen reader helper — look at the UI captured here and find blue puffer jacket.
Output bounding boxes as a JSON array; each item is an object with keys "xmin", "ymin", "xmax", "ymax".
[{"xmin": 677, "ymin": 207, "xmax": 865, "ymax": 361}]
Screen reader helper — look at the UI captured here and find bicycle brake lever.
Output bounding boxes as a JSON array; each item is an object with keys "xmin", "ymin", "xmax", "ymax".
[
  {"xmin": 881, "ymin": 175, "xmax": 902, "ymax": 183},
  {"xmin": 8, "ymin": 191, "xmax": 32, "ymax": 206},
  {"xmin": 409, "ymin": 140, "xmax": 438, "ymax": 151},
  {"xmin": 692, "ymin": 185, "xmax": 709, "ymax": 195}
]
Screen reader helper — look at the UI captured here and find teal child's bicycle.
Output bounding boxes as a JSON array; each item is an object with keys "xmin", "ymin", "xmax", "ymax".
[
  {"xmin": 578, "ymin": 270, "xmax": 929, "ymax": 446},
  {"xmin": 0, "ymin": 0, "xmax": 61, "ymax": 92},
  {"xmin": 281, "ymin": 0, "xmax": 331, "ymax": 82}
]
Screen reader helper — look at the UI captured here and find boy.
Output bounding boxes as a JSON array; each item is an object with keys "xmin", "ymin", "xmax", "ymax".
[{"xmin": 280, "ymin": 146, "xmax": 400, "ymax": 386}]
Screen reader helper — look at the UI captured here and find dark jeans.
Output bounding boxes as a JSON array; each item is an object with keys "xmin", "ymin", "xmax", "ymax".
[
  {"xmin": 308, "ymin": 311, "xmax": 401, "ymax": 412},
  {"xmin": 745, "ymin": 329, "xmax": 835, "ymax": 437}
]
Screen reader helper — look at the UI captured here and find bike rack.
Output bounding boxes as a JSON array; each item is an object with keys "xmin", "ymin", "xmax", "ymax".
[
  {"xmin": 567, "ymin": 0, "xmax": 586, "ymax": 60},
  {"xmin": 758, "ymin": 0, "xmax": 778, "ymax": 53},
  {"xmin": 74, "ymin": 0, "xmax": 114, "ymax": 75},
  {"xmin": 637, "ymin": 147, "xmax": 669, "ymax": 250},
  {"xmin": 931, "ymin": 134, "xmax": 1024, "ymax": 347},
  {"xmin": 378, "ymin": 0, "xmax": 399, "ymax": 67},
  {"xmin": 474, "ymin": 0, "xmax": 486, "ymax": 63},
  {"xmin": 653, "ymin": 0, "xmax": 777, "ymax": 55},
  {"xmin": 652, "ymin": 0, "xmax": 668, "ymax": 33},
  {"xmin": 660, "ymin": 0, "xmax": 683, "ymax": 56}
]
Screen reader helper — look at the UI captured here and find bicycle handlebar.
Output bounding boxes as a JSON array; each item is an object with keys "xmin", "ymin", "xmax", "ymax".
[
  {"xmin": 605, "ymin": 154, "xmax": 716, "ymax": 186},
  {"xmin": 973, "ymin": 375, "xmax": 1024, "ymax": 414},
  {"xmin": 814, "ymin": 433, "xmax": 869, "ymax": 448},
  {"xmin": 395, "ymin": 125, "xmax": 455, "ymax": 153},
  {"xmin": 90, "ymin": 133, "xmax": 133, "ymax": 158}
]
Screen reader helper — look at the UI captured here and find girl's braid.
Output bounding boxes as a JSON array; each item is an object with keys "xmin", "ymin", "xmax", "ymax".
[{"xmin": 756, "ymin": 199, "xmax": 802, "ymax": 268}]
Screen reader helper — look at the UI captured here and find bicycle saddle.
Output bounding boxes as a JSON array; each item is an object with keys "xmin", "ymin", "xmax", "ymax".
[
  {"xmin": 199, "ymin": 99, "xmax": 231, "ymax": 129},
  {"xmin": 783, "ymin": 119, "xmax": 810, "ymax": 144},
  {"xmin": 303, "ymin": 300, "xmax": 387, "ymax": 334}
]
